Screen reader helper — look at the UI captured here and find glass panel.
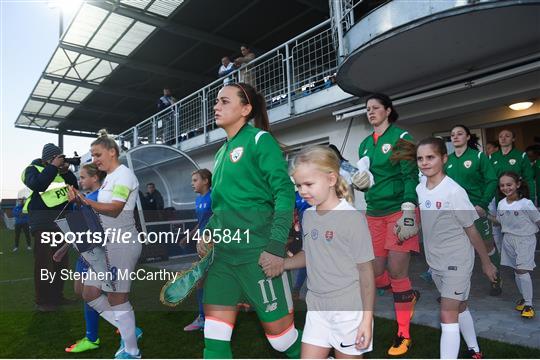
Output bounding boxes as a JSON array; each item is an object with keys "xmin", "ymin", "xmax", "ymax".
[
  {"xmin": 23, "ymin": 100, "xmax": 44, "ymax": 113},
  {"xmin": 63, "ymin": 4, "xmax": 108, "ymax": 47},
  {"xmin": 51, "ymin": 83, "xmax": 77, "ymax": 99},
  {"xmin": 88, "ymin": 13, "xmax": 133, "ymax": 52},
  {"xmin": 110, "ymin": 21, "xmax": 155, "ymax": 56},
  {"xmin": 33, "ymin": 79, "xmax": 57, "ymax": 98},
  {"xmin": 147, "ymin": 0, "xmax": 185, "ymax": 17},
  {"xmin": 68, "ymin": 87, "xmax": 92, "ymax": 102}
]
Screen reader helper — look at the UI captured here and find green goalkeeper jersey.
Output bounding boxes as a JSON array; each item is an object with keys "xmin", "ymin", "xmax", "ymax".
[
  {"xmin": 490, "ymin": 148, "xmax": 536, "ymax": 201},
  {"xmin": 206, "ymin": 123, "xmax": 294, "ymax": 264},
  {"xmin": 358, "ymin": 124, "xmax": 418, "ymax": 216},
  {"xmin": 534, "ymin": 160, "xmax": 540, "ymax": 206},
  {"xmin": 445, "ymin": 147, "xmax": 497, "ymax": 210}
]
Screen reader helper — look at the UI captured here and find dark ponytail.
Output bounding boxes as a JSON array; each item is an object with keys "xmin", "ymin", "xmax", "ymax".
[
  {"xmin": 417, "ymin": 137, "xmax": 448, "ymax": 157},
  {"xmin": 227, "ymin": 83, "xmax": 270, "ymax": 132},
  {"xmin": 498, "ymin": 171, "xmax": 530, "ymax": 200},
  {"xmin": 366, "ymin": 93, "xmax": 399, "ymax": 123},
  {"xmin": 452, "ymin": 124, "xmax": 479, "ymax": 150}
]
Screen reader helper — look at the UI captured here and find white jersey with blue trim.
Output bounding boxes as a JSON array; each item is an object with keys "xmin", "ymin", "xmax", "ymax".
[{"xmin": 417, "ymin": 176, "xmax": 478, "ymax": 273}]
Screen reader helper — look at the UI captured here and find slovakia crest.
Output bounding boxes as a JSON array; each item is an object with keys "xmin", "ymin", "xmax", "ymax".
[
  {"xmin": 382, "ymin": 143, "xmax": 392, "ymax": 154},
  {"xmin": 436, "ymin": 201, "xmax": 442, "ymax": 209},
  {"xmin": 509, "ymin": 159, "xmax": 516, "ymax": 165},
  {"xmin": 230, "ymin": 147, "xmax": 244, "ymax": 163},
  {"xmin": 463, "ymin": 160, "xmax": 472, "ymax": 169},
  {"xmin": 325, "ymin": 231, "xmax": 334, "ymax": 242}
]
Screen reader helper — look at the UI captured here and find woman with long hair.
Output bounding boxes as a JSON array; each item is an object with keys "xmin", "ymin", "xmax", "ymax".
[
  {"xmin": 352, "ymin": 93, "xmax": 420, "ymax": 356},
  {"xmin": 196, "ymin": 83, "xmax": 301, "ymax": 358}
]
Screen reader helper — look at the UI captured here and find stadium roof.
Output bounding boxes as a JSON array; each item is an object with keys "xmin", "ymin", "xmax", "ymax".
[{"xmin": 15, "ymin": 0, "xmax": 329, "ymax": 136}]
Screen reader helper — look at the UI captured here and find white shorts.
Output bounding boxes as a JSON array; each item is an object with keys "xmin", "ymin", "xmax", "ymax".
[
  {"xmin": 431, "ymin": 269, "xmax": 471, "ymax": 302},
  {"xmin": 84, "ymin": 241, "xmax": 142, "ymax": 293},
  {"xmin": 501, "ymin": 233, "xmax": 537, "ymax": 271},
  {"xmin": 302, "ymin": 310, "xmax": 373, "ymax": 355}
]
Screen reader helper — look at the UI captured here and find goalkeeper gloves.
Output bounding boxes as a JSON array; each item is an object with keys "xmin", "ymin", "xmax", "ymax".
[
  {"xmin": 352, "ymin": 157, "xmax": 374, "ymax": 191},
  {"xmin": 394, "ymin": 202, "xmax": 418, "ymax": 243}
]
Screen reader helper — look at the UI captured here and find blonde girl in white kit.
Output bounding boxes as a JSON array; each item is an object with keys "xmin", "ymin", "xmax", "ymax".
[{"xmin": 284, "ymin": 146, "xmax": 375, "ymax": 359}]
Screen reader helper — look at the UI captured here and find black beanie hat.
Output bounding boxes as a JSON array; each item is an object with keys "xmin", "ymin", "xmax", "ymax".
[{"xmin": 42, "ymin": 143, "xmax": 62, "ymax": 162}]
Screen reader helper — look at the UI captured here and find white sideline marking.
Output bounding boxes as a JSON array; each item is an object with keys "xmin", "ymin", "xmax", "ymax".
[{"xmin": 0, "ymin": 277, "xmax": 32, "ymax": 284}]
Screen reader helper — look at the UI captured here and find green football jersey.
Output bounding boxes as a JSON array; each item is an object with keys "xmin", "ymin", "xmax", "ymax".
[
  {"xmin": 206, "ymin": 124, "xmax": 294, "ymax": 264},
  {"xmin": 445, "ymin": 147, "xmax": 497, "ymax": 210},
  {"xmin": 534, "ymin": 160, "xmax": 540, "ymax": 205},
  {"xmin": 358, "ymin": 124, "xmax": 418, "ymax": 216},
  {"xmin": 490, "ymin": 148, "xmax": 536, "ymax": 201}
]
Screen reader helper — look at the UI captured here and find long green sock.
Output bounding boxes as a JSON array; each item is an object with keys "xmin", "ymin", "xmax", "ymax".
[
  {"xmin": 204, "ymin": 338, "xmax": 232, "ymax": 359},
  {"xmin": 284, "ymin": 329, "xmax": 302, "ymax": 359}
]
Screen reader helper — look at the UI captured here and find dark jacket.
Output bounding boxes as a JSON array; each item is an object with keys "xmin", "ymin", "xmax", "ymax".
[
  {"xmin": 23, "ymin": 159, "xmax": 78, "ymax": 232},
  {"xmin": 144, "ymin": 190, "xmax": 164, "ymax": 211},
  {"xmin": 12, "ymin": 204, "xmax": 29, "ymax": 225}
]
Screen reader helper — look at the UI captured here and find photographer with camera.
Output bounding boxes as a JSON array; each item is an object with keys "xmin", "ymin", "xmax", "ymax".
[{"xmin": 21, "ymin": 143, "xmax": 79, "ymax": 312}]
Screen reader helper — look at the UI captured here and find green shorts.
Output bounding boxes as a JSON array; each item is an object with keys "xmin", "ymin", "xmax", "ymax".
[
  {"xmin": 203, "ymin": 259, "xmax": 294, "ymax": 322},
  {"xmin": 474, "ymin": 216, "xmax": 493, "ymax": 242}
]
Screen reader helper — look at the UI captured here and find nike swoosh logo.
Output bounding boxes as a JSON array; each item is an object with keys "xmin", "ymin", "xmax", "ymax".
[
  {"xmin": 340, "ymin": 342, "xmax": 356, "ymax": 348},
  {"xmin": 454, "ymin": 291, "xmax": 464, "ymax": 295}
]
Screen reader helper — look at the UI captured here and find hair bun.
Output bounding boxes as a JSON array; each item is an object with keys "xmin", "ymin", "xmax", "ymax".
[{"xmin": 97, "ymin": 129, "xmax": 109, "ymax": 138}]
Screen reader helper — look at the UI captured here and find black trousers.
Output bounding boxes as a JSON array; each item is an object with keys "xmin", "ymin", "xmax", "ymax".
[
  {"xmin": 32, "ymin": 230, "xmax": 69, "ymax": 306},
  {"xmin": 14, "ymin": 223, "xmax": 31, "ymax": 248}
]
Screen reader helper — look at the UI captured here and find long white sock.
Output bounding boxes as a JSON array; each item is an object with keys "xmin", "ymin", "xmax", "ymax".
[
  {"xmin": 440, "ymin": 323, "xmax": 460, "ymax": 359},
  {"xmin": 87, "ymin": 294, "xmax": 117, "ymax": 328},
  {"xmin": 516, "ymin": 272, "xmax": 533, "ymax": 306},
  {"xmin": 514, "ymin": 272, "xmax": 523, "ymax": 295},
  {"xmin": 458, "ymin": 309, "xmax": 479, "ymax": 352},
  {"xmin": 112, "ymin": 302, "xmax": 138, "ymax": 355}
]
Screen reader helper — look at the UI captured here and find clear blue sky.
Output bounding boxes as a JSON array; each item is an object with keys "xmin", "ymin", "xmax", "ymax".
[{"xmin": 1, "ymin": 1, "xmax": 91, "ymax": 200}]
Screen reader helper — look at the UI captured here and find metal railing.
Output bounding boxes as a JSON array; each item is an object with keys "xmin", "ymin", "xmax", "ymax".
[{"xmin": 118, "ymin": 19, "xmax": 338, "ymax": 149}]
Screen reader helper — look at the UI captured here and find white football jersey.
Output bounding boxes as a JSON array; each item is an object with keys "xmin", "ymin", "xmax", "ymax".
[{"xmin": 417, "ymin": 176, "xmax": 478, "ymax": 273}]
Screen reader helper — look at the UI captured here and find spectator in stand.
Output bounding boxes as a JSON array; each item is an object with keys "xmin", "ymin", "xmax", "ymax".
[
  {"xmin": 235, "ymin": 45, "xmax": 256, "ymax": 87},
  {"xmin": 143, "ymin": 183, "xmax": 164, "ymax": 211},
  {"xmin": 218, "ymin": 56, "xmax": 235, "ymax": 77},
  {"xmin": 485, "ymin": 140, "xmax": 500, "ymax": 157},
  {"xmin": 234, "ymin": 45, "xmax": 256, "ymax": 67},
  {"xmin": 157, "ymin": 87, "xmax": 177, "ymax": 112},
  {"xmin": 12, "ymin": 198, "xmax": 31, "ymax": 252}
]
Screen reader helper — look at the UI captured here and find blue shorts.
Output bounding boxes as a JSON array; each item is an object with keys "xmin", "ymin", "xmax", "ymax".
[{"xmin": 75, "ymin": 256, "xmax": 89, "ymax": 273}]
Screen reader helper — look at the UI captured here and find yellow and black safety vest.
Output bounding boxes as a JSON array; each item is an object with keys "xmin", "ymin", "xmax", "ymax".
[{"xmin": 21, "ymin": 165, "xmax": 69, "ymax": 213}]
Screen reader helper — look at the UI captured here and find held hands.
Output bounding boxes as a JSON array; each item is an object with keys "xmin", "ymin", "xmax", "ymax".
[
  {"xmin": 196, "ymin": 233, "xmax": 213, "ymax": 258},
  {"xmin": 482, "ymin": 260, "xmax": 498, "ymax": 283},
  {"xmin": 474, "ymin": 205, "xmax": 486, "ymax": 218},
  {"xmin": 394, "ymin": 202, "xmax": 419, "ymax": 243},
  {"xmin": 52, "ymin": 244, "xmax": 69, "ymax": 263},
  {"xmin": 258, "ymin": 251, "xmax": 284, "ymax": 278},
  {"xmin": 355, "ymin": 319, "xmax": 372, "ymax": 350}
]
